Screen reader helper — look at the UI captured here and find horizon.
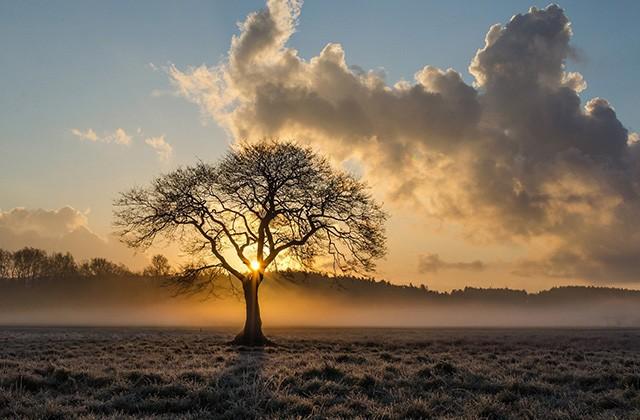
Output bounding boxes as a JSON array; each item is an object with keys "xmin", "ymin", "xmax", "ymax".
[
  {"xmin": 5, "ymin": 243, "xmax": 640, "ymax": 294},
  {"xmin": 3, "ymin": 248, "xmax": 640, "ymax": 329},
  {"xmin": 2, "ymin": 0, "xmax": 640, "ymax": 293}
]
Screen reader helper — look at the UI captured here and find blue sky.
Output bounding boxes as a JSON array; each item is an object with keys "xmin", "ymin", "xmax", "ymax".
[
  {"xmin": 1, "ymin": 1, "xmax": 639, "ymax": 289},
  {"xmin": 2, "ymin": 1, "xmax": 639, "ymax": 232}
]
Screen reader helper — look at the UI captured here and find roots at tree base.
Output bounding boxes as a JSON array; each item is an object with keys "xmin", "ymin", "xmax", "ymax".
[{"xmin": 230, "ymin": 330, "xmax": 274, "ymax": 346}]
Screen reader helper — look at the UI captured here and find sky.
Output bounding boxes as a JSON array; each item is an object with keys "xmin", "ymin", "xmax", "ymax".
[{"xmin": 1, "ymin": 0, "xmax": 640, "ymax": 291}]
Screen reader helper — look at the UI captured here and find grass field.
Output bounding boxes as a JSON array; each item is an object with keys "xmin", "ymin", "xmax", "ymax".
[{"xmin": 1, "ymin": 328, "xmax": 639, "ymax": 419}]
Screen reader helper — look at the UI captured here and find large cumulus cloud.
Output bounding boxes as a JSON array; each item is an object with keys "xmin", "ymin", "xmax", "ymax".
[{"xmin": 169, "ymin": 1, "xmax": 640, "ymax": 283}]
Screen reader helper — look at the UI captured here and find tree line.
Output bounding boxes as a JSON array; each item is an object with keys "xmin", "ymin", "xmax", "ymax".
[
  {"xmin": 1, "ymin": 247, "xmax": 638, "ymax": 310},
  {"xmin": 0, "ymin": 247, "xmax": 172, "ymax": 284}
]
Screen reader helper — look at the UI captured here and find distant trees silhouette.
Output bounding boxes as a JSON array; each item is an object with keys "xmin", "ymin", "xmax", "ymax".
[
  {"xmin": 0, "ymin": 249, "xmax": 11, "ymax": 278},
  {"xmin": 0, "ymin": 247, "xmax": 134, "ymax": 284},
  {"xmin": 78, "ymin": 258, "xmax": 129, "ymax": 277},
  {"xmin": 46, "ymin": 252, "xmax": 77, "ymax": 280},
  {"xmin": 114, "ymin": 140, "xmax": 388, "ymax": 345},
  {"xmin": 0, "ymin": 247, "xmax": 178, "ymax": 286},
  {"xmin": 143, "ymin": 254, "xmax": 173, "ymax": 277},
  {"xmin": 2, "ymin": 245, "xmax": 640, "ymax": 327},
  {"xmin": 12, "ymin": 247, "xmax": 48, "ymax": 283}
]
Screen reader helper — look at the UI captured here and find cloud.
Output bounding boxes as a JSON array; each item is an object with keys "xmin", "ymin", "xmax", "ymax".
[
  {"xmin": 71, "ymin": 127, "xmax": 132, "ymax": 145},
  {"xmin": 0, "ymin": 207, "xmax": 88, "ymax": 237},
  {"xmin": 108, "ymin": 128, "xmax": 132, "ymax": 145},
  {"xmin": 169, "ymin": 2, "xmax": 640, "ymax": 284},
  {"xmin": 418, "ymin": 254, "xmax": 485, "ymax": 274},
  {"xmin": 70, "ymin": 128, "xmax": 98, "ymax": 142},
  {"xmin": 0, "ymin": 207, "xmax": 145, "ymax": 268},
  {"xmin": 71, "ymin": 127, "xmax": 170, "ymax": 159},
  {"xmin": 145, "ymin": 135, "xmax": 173, "ymax": 162}
]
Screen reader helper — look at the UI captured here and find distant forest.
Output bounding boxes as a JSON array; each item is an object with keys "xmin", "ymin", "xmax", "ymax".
[
  {"xmin": 0, "ymin": 247, "xmax": 167, "ymax": 282},
  {"xmin": 2, "ymin": 246, "xmax": 640, "ymax": 305},
  {"xmin": 2, "ymin": 247, "xmax": 640, "ymax": 328}
]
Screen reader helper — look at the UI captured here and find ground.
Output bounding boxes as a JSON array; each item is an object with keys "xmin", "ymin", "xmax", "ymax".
[{"xmin": 1, "ymin": 328, "xmax": 639, "ymax": 419}]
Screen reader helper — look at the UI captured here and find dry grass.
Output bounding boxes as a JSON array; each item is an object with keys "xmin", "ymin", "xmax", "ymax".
[{"xmin": 1, "ymin": 328, "xmax": 640, "ymax": 419}]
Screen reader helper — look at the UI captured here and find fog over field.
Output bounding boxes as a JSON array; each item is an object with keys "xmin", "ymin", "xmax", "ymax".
[{"xmin": 2, "ymin": 272, "xmax": 640, "ymax": 328}]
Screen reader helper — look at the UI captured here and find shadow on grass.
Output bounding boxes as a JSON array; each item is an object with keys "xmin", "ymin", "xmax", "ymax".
[
  {"xmin": 91, "ymin": 344, "xmax": 277, "ymax": 418},
  {"xmin": 214, "ymin": 344, "xmax": 317, "ymax": 418},
  {"xmin": 208, "ymin": 346, "xmax": 271, "ymax": 418}
]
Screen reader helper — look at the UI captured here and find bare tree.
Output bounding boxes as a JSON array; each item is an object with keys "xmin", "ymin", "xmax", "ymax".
[
  {"xmin": 46, "ymin": 252, "xmax": 78, "ymax": 280},
  {"xmin": 0, "ymin": 249, "xmax": 12, "ymax": 280},
  {"xmin": 12, "ymin": 247, "xmax": 48, "ymax": 286},
  {"xmin": 114, "ymin": 140, "xmax": 387, "ymax": 345},
  {"xmin": 79, "ymin": 258, "xmax": 129, "ymax": 277},
  {"xmin": 143, "ymin": 254, "xmax": 173, "ymax": 277}
]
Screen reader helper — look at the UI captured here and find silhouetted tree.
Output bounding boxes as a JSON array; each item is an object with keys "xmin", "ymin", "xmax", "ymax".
[
  {"xmin": 46, "ymin": 252, "xmax": 78, "ymax": 280},
  {"xmin": 143, "ymin": 254, "xmax": 172, "ymax": 277},
  {"xmin": 79, "ymin": 258, "xmax": 128, "ymax": 277},
  {"xmin": 0, "ymin": 249, "xmax": 12, "ymax": 280},
  {"xmin": 12, "ymin": 247, "xmax": 48, "ymax": 285},
  {"xmin": 115, "ymin": 140, "xmax": 387, "ymax": 345}
]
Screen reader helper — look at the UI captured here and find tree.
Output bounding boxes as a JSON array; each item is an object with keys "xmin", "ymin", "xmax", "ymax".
[
  {"xmin": 12, "ymin": 247, "xmax": 48, "ymax": 285},
  {"xmin": 143, "ymin": 254, "xmax": 173, "ymax": 277},
  {"xmin": 79, "ymin": 258, "xmax": 129, "ymax": 277},
  {"xmin": 0, "ymin": 249, "xmax": 12, "ymax": 280},
  {"xmin": 115, "ymin": 140, "xmax": 387, "ymax": 345},
  {"xmin": 46, "ymin": 252, "xmax": 78, "ymax": 279}
]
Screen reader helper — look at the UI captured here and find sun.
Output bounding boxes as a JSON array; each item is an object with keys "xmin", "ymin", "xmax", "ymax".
[{"xmin": 250, "ymin": 260, "xmax": 261, "ymax": 271}]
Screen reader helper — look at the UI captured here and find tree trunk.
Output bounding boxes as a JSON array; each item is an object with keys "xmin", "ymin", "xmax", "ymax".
[{"xmin": 231, "ymin": 272, "xmax": 271, "ymax": 346}]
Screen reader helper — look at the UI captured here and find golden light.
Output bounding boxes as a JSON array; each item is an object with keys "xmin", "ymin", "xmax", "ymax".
[{"xmin": 250, "ymin": 260, "xmax": 261, "ymax": 271}]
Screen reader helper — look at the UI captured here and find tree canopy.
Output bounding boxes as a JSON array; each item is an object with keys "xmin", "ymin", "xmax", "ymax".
[{"xmin": 114, "ymin": 140, "xmax": 387, "ymax": 286}]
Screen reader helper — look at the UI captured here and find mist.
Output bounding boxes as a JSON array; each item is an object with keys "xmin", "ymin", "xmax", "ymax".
[{"xmin": 2, "ymin": 272, "xmax": 639, "ymax": 328}]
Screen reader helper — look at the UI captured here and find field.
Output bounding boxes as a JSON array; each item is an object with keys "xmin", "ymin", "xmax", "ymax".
[{"xmin": 1, "ymin": 328, "xmax": 640, "ymax": 419}]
